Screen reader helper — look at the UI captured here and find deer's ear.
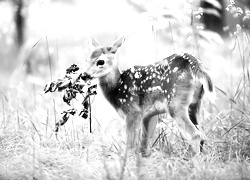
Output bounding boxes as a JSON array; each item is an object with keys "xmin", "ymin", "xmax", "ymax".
[
  {"xmin": 88, "ymin": 36, "xmax": 101, "ymax": 52},
  {"xmin": 111, "ymin": 36, "xmax": 126, "ymax": 52}
]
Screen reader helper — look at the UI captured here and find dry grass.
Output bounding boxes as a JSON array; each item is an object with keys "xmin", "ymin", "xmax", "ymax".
[{"xmin": 0, "ymin": 123, "xmax": 249, "ymax": 180}]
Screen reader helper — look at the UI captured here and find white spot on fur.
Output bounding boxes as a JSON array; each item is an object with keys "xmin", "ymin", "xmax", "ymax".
[
  {"xmin": 131, "ymin": 67, "xmax": 135, "ymax": 73},
  {"xmin": 152, "ymin": 86, "xmax": 162, "ymax": 91},
  {"xmin": 135, "ymin": 72, "xmax": 140, "ymax": 79},
  {"xmin": 173, "ymin": 67, "xmax": 178, "ymax": 73}
]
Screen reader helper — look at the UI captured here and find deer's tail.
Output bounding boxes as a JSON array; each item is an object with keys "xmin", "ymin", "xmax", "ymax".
[{"xmin": 183, "ymin": 53, "xmax": 215, "ymax": 102}]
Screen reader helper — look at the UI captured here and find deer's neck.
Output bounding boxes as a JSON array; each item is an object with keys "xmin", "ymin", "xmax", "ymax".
[{"xmin": 99, "ymin": 67, "xmax": 121, "ymax": 109}]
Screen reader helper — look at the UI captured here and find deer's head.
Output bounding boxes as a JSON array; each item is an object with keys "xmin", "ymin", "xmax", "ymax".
[{"xmin": 85, "ymin": 36, "xmax": 125, "ymax": 79}]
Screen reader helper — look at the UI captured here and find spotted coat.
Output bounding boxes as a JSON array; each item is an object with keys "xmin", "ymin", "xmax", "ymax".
[{"xmin": 105, "ymin": 53, "xmax": 212, "ymax": 113}]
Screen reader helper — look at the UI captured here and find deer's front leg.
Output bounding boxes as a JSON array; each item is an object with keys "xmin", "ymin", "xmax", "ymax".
[{"xmin": 126, "ymin": 112, "xmax": 141, "ymax": 149}]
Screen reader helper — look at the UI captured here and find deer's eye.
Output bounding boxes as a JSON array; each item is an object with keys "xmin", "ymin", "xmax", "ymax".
[{"xmin": 96, "ymin": 60, "xmax": 105, "ymax": 66}]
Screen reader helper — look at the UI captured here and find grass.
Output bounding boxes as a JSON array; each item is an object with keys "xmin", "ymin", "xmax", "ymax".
[
  {"xmin": 1, "ymin": 0, "xmax": 250, "ymax": 179},
  {"xmin": 0, "ymin": 126, "xmax": 249, "ymax": 179}
]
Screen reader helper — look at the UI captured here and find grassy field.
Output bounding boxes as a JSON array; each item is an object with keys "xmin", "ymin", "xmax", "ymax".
[
  {"xmin": 0, "ymin": 81, "xmax": 250, "ymax": 180},
  {"xmin": 1, "ymin": 0, "xmax": 250, "ymax": 179}
]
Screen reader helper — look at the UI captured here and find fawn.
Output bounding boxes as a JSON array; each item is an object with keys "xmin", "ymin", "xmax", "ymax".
[{"xmin": 85, "ymin": 36, "xmax": 214, "ymax": 156}]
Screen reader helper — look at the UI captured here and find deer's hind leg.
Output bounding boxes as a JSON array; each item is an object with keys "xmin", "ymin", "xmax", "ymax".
[
  {"xmin": 188, "ymin": 83, "xmax": 205, "ymax": 151},
  {"xmin": 140, "ymin": 100, "xmax": 167, "ymax": 156},
  {"xmin": 168, "ymin": 74, "xmax": 203, "ymax": 153},
  {"xmin": 140, "ymin": 115, "xmax": 158, "ymax": 156}
]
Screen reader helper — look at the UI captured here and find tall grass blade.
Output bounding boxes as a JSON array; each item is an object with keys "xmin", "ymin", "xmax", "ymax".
[{"xmin": 21, "ymin": 38, "xmax": 42, "ymax": 71}]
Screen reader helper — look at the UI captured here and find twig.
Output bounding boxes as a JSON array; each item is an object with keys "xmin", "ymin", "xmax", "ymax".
[{"xmin": 89, "ymin": 96, "xmax": 92, "ymax": 133}]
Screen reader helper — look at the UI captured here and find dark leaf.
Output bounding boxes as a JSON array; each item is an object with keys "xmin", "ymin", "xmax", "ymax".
[{"xmin": 66, "ymin": 64, "xmax": 80, "ymax": 74}]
